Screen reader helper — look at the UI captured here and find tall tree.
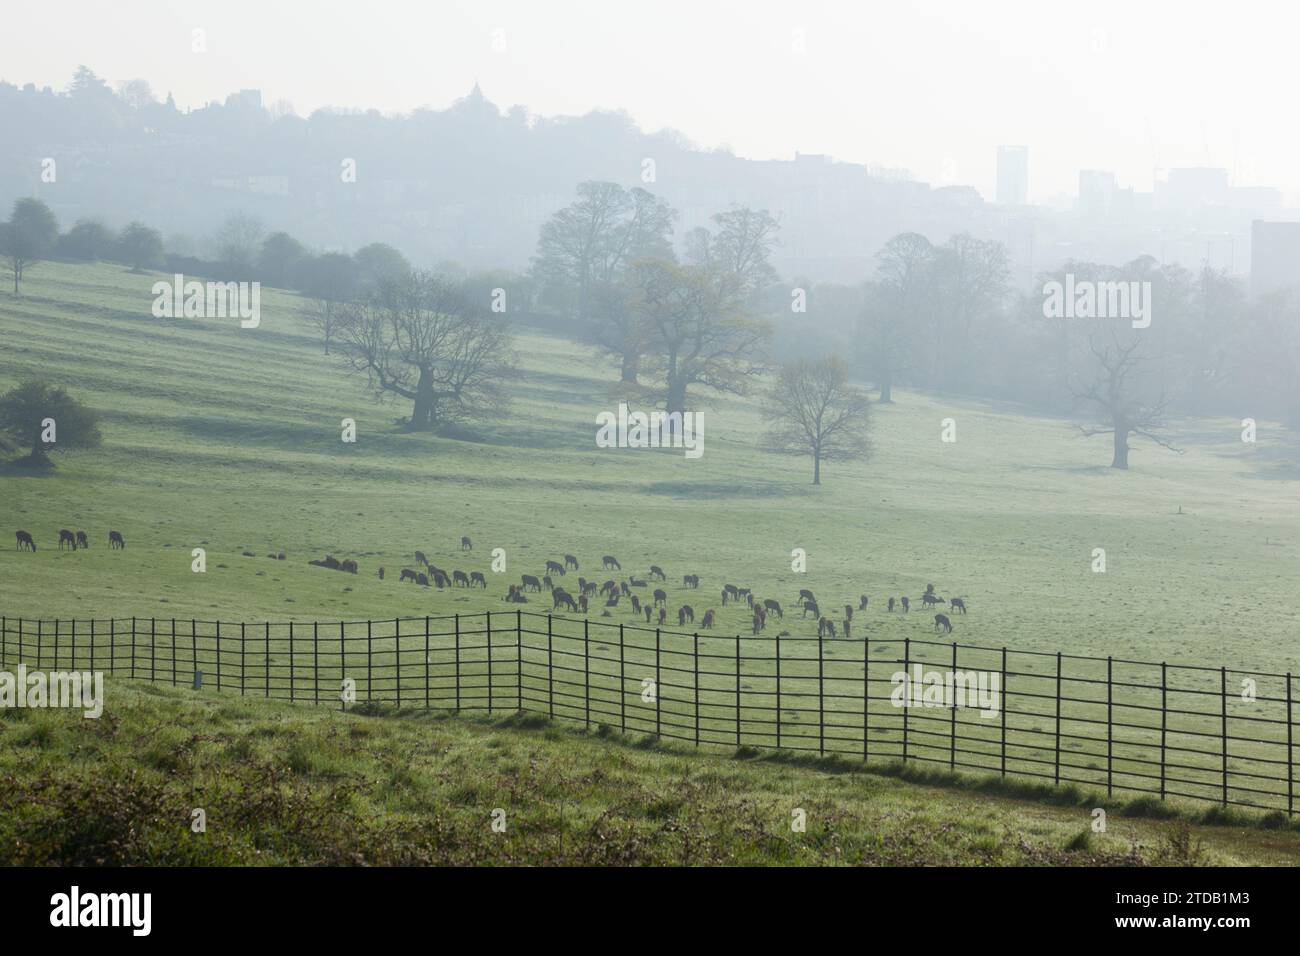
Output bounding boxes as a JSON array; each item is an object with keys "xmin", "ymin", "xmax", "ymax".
[
  {"xmin": 862, "ymin": 232, "xmax": 935, "ymax": 402},
  {"xmin": 690, "ymin": 206, "xmax": 781, "ymax": 300},
  {"xmin": 211, "ymin": 212, "xmax": 264, "ymax": 280},
  {"xmin": 116, "ymin": 222, "xmax": 164, "ymax": 272},
  {"xmin": 258, "ymin": 231, "xmax": 306, "ymax": 288},
  {"xmin": 2, "ymin": 198, "xmax": 58, "ymax": 294},
  {"xmin": 928, "ymin": 233, "xmax": 1010, "ymax": 384},
  {"xmin": 633, "ymin": 259, "xmax": 770, "ymax": 414},
  {"xmin": 336, "ymin": 271, "xmax": 516, "ymax": 430},
  {"xmin": 59, "ymin": 219, "xmax": 116, "ymax": 262},
  {"xmin": 353, "ymin": 242, "xmax": 411, "ymax": 294},
  {"xmin": 0, "ymin": 381, "xmax": 102, "ymax": 468},
  {"xmin": 1071, "ymin": 329, "xmax": 1180, "ymax": 469},
  {"xmin": 764, "ymin": 357, "xmax": 872, "ymax": 484}
]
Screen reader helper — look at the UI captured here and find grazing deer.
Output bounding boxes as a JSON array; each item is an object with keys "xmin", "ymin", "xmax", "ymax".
[
  {"xmin": 763, "ymin": 599, "xmax": 783, "ymax": 619},
  {"xmin": 644, "ymin": 605, "xmax": 653, "ymax": 623},
  {"xmin": 900, "ymin": 597, "xmax": 909, "ymax": 613},
  {"xmin": 859, "ymin": 595, "xmax": 869, "ymax": 610},
  {"xmin": 564, "ymin": 554, "xmax": 579, "ymax": 570},
  {"xmin": 470, "ymin": 571, "xmax": 487, "ymax": 588},
  {"xmin": 461, "ymin": 536, "xmax": 473, "ymax": 550},
  {"xmin": 109, "ymin": 531, "xmax": 125, "ymax": 549},
  {"xmin": 679, "ymin": 605, "xmax": 695, "ymax": 624},
  {"xmin": 59, "ymin": 529, "xmax": 77, "ymax": 550},
  {"xmin": 552, "ymin": 589, "xmax": 577, "ymax": 611},
  {"xmin": 921, "ymin": 593, "xmax": 945, "ymax": 608},
  {"xmin": 723, "ymin": 584, "xmax": 739, "ymax": 600},
  {"xmin": 417, "ymin": 572, "xmax": 430, "ymax": 587},
  {"xmin": 629, "ymin": 576, "xmax": 647, "ymax": 588},
  {"xmin": 798, "ymin": 588, "xmax": 815, "ymax": 605},
  {"xmin": 803, "ymin": 600, "xmax": 819, "ymax": 619},
  {"xmin": 819, "ymin": 617, "xmax": 837, "ymax": 639},
  {"xmin": 453, "ymin": 570, "xmax": 469, "ymax": 587},
  {"xmin": 631, "ymin": 595, "xmax": 641, "ymax": 614},
  {"xmin": 721, "ymin": 588, "xmax": 730, "ymax": 606},
  {"xmin": 15, "ymin": 530, "xmax": 36, "ymax": 551},
  {"xmin": 949, "ymin": 598, "xmax": 968, "ymax": 614},
  {"xmin": 605, "ymin": 593, "xmax": 619, "ymax": 607},
  {"xmin": 620, "ymin": 581, "xmax": 630, "ymax": 597},
  {"xmin": 701, "ymin": 609, "xmax": 715, "ymax": 628},
  {"xmin": 546, "ymin": 560, "xmax": 565, "ymax": 576},
  {"xmin": 415, "ymin": 550, "xmax": 429, "ymax": 567},
  {"xmin": 752, "ymin": 612, "xmax": 763, "ymax": 635},
  {"xmin": 521, "ymin": 574, "xmax": 542, "ymax": 592},
  {"xmin": 649, "ymin": 565, "xmax": 665, "ymax": 581},
  {"xmin": 600, "ymin": 580, "xmax": 617, "ymax": 596},
  {"xmin": 581, "ymin": 581, "xmax": 598, "ymax": 596},
  {"xmin": 844, "ymin": 605, "xmax": 853, "ymax": 621},
  {"xmin": 653, "ymin": 589, "xmax": 667, "ymax": 607},
  {"xmin": 887, "ymin": 597, "xmax": 895, "ymax": 612},
  {"xmin": 579, "ymin": 594, "xmax": 589, "ymax": 613},
  {"xmin": 934, "ymin": 613, "xmax": 953, "ymax": 634},
  {"xmin": 400, "ymin": 568, "xmax": 418, "ymax": 583},
  {"xmin": 843, "ymin": 620, "xmax": 852, "ymax": 640},
  {"xmin": 432, "ymin": 569, "xmax": 451, "ymax": 588},
  {"xmin": 602, "ymin": 555, "xmax": 621, "ymax": 570},
  {"xmin": 340, "ymin": 559, "xmax": 358, "ymax": 574},
  {"xmin": 682, "ymin": 573, "xmax": 699, "ymax": 589},
  {"xmin": 543, "ymin": 574, "xmax": 553, "ymax": 590},
  {"xmin": 76, "ymin": 530, "xmax": 89, "ymax": 549},
  {"xmin": 378, "ymin": 567, "xmax": 385, "ymax": 580},
  {"xmin": 657, "ymin": 608, "xmax": 667, "ymax": 625}
]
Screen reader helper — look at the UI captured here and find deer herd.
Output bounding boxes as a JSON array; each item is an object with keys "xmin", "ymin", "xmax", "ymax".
[
  {"xmin": 390, "ymin": 541, "xmax": 969, "ymax": 638},
  {"xmin": 13, "ymin": 528, "xmax": 969, "ymax": 636}
]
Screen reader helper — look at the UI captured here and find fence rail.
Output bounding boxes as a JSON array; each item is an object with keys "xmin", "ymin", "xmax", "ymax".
[{"xmin": 1, "ymin": 611, "xmax": 1293, "ymax": 815}]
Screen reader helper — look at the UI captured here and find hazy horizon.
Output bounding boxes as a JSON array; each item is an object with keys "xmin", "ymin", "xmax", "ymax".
[{"xmin": 3, "ymin": 0, "xmax": 1296, "ymax": 205}]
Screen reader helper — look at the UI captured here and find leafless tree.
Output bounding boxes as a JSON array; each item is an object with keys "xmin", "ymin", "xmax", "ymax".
[
  {"xmin": 764, "ymin": 357, "xmax": 872, "ymax": 484},
  {"xmin": 336, "ymin": 271, "xmax": 516, "ymax": 430},
  {"xmin": 1071, "ymin": 330, "xmax": 1181, "ymax": 469}
]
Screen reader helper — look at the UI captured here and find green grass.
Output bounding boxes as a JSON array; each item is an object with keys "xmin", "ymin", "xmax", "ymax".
[
  {"xmin": 2, "ymin": 260, "xmax": 1300, "ymax": 863},
  {"xmin": 2, "ymin": 677, "xmax": 1298, "ymax": 865}
]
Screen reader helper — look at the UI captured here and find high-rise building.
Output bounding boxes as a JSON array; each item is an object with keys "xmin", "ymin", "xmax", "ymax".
[
  {"xmin": 1078, "ymin": 169, "xmax": 1118, "ymax": 217},
  {"xmin": 1251, "ymin": 220, "xmax": 1300, "ymax": 298},
  {"xmin": 996, "ymin": 146, "xmax": 1028, "ymax": 205}
]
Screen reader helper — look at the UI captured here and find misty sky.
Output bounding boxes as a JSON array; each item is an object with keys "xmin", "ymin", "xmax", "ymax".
[{"xmin": 4, "ymin": 0, "xmax": 1295, "ymax": 204}]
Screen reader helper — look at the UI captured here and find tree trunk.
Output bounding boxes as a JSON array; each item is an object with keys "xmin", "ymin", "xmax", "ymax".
[
  {"xmin": 620, "ymin": 353, "xmax": 639, "ymax": 384},
  {"xmin": 665, "ymin": 378, "xmax": 688, "ymax": 416},
  {"xmin": 407, "ymin": 372, "xmax": 436, "ymax": 431},
  {"xmin": 878, "ymin": 367, "xmax": 893, "ymax": 404},
  {"xmin": 1111, "ymin": 428, "xmax": 1130, "ymax": 469},
  {"xmin": 812, "ymin": 450, "xmax": 821, "ymax": 485}
]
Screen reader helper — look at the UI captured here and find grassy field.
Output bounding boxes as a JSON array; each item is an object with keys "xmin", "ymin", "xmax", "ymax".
[
  {"xmin": 3, "ymin": 676, "xmax": 1300, "ymax": 866},
  {"xmin": 2, "ymin": 260, "xmax": 1300, "ymax": 862}
]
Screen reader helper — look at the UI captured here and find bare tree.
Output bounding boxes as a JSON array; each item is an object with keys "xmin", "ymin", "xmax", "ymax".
[
  {"xmin": 336, "ymin": 271, "xmax": 515, "ymax": 430},
  {"xmin": 764, "ymin": 357, "xmax": 872, "ymax": 484},
  {"xmin": 1071, "ymin": 330, "xmax": 1181, "ymax": 469},
  {"xmin": 633, "ymin": 259, "xmax": 770, "ymax": 414}
]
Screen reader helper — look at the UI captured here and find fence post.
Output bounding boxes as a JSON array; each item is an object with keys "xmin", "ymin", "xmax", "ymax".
[
  {"xmin": 1287, "ymin": 673, "xmax": 1294, "ymax": 817},
  {"xmin": 486, "ymin": 611, "xmax": 493, "ymax": 714},
  {"xmin": 693, "ymin": 632, "xmax": 700, "ymax": 748},
  {"xmin": 190, "ymin": 620, "xmax": 196, "ymax": 687},
  {"xmin": 130, "ymin": 617, "xmax": 136, "ymax": 679},
  {"xmin": 150, "ymin": 618, "xmax": 156, "ymax": 683},
  {"xmin": 582, "ymin": 619, "xmax": 589, "ymax": 728},
  {"xmin": 366, "ymin": 620, "xmax": 373, "ymax": 705},
  {"xmin": 776, "ymin": 631, "xmax": 783, "ymax": 750},
  {"xmin": 517, "ymin": 610, "xmax": 523, "ymax": 712},
  {"xmin": 734, "ymin": 635, "xmax": 741, "ymax": 748},
  {"xmin": 863, "ymin": 638, "xmax": 869, "ymax": 761},
  {"xmin": 71, "ymin": 619, "xmax": 77, "ymax": 672},
  {"xmin": 393, "ymin": 618, "xmax": 400, "ymax": 709},
  {"xmin": 1106, "ymin": 656, "xmax": 1113, "ymax": 797},
  {"xmin": 88, "ymin": 619, "xmax": 93, "ymax": 673},
  {"xmin": 902, "ymin": 637, "xmax": 910, "ymax": 762},
  {"xmin": 290, "ymin": 622, "xmax": 296, "ymax": 702},
  {"xmin": 949, "ymin": 641, "xmax": 958, "ymax": 770},
  {"xmin": 214, "ymin": 621, "xmax": 220, "ymax": 692},
  {"xmin": 1000, "ymin": 647, "xmax": 1007, "ymax": 777},
  {"xmin": 1053, "ymin": 651, "xmax": 1061, "ymax": 786},
  {"xmin": 654, "ymin": 627, "xmax": 661, "ymax": 738},
  {"xmin": 424, "ymin": 616, "xmax": 430, "ymax": 710},
  {"xmin": 1220, "ymin": 666, "xmax": 1228, "ymax": 806},
  {"xmin": 547, "ymin": 614, "xmax": 554, "ymax": 719},
  {"xmin": 339, "ymin": 622, "xmax": 345, "ymax": 712},
  {"xmin": 1160, "ymin": 662, "xmax": 1167, "ymax": 800},
  {"xmin": 454, "ymin": 614, "xmax": 461, "ymax": 711},
  {"xmin": 170, "ymin": 619, "xmax": 176, "ymax": 685},
  {"xmin": 54, "ymin": 619, "xmax": 59, "ymax": 669},
  {"xmin": 314, "ymin": 622, "xmax": 320, "ymax": 705},
  {"xmin": 619, "ymin": 623, "xmax": 626, "ymax": 733},
  {"xmin": 1, "ymin": 616, "xmax": 5, "ymax": 664},
  {"xmin": 818, "ymin": 632, "xmax": 825, "ymax": 757}
]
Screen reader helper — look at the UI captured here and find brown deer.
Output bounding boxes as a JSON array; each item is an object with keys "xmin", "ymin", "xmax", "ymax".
[
  {"xmin": 579, "ymin": 594, "xmax": 589, "ymax": 613},
  {"xmin": 415, "ymin": 550, "xmax": 429, "ymax": 567},
  {"xmin": 657, "ymin": 607, "xmax": 667, "ymax": 625},
  {"xmin": 602, "ymin": 555, "xmax": 621, "ymax": 570},
  {"xmin": 461, "ymin": 536, "xmax": 473, "ymax": 550},
  {"xmin": 340, "ymin": 559, "xmax": 358, "ymax": 574},
  {"xmin": 859, "ymin": 595, "xmax": 869, "ymax": 610},
  {"xmin": 649, "ymin": 565, "xmax": 665, "ymax": 580},
  {"xmin": 521, "ymin": 574, "xmax": 542, "ymax": 592},
  {"xmin": 76, "ymin": 530, "xmax": 89, "ymax": 549},
  {"xmin": 109, "ymin": 531, "xmax": 125, "ymax": 549},
  {"xmin": 949, "ymin": 598, "xmax": 968, "ymax": 614},
  {"xmin": 934, "ymin": 613, "xmax": 953, "ymax": 634},
  {"xmin": 546, "ymin": 559, "xmax": 565, "ymax": 576},
  {"xmin": 15, "ymin": 531, "xmax": 36, "ymax": 551},
  {"xmin": 470, "ymin": 571, "xmax": 487, "ymax": 588},
  {"xmin": 552, "ymin": 589, "xmax": 577, "ymax": 611},
  {"xmin": 631, "ymin": 595, "xmax": 641, "ymax": 614},
  {"xmin": 377, "ymin": 567, "xmax": 385, "ymax": 580},
  {"xmin": 416, "ymin": 572, "xmax": 430, "ymax": 587},
  {"xmin": 701, "ymin": 609, "xmax": 715, "ymax": 628},
  {"xmin": 887, "ymin": 597, "xmax": 895, "ymax": 612},
  {"xmin": 453, "ymin": 570, "xmax": 469, "ymax": 587},
  {"xmin": 400, "ymin": 568, "xmax": 418, "ymax": 583},
  {"xmin": 682, "ymin": 573, "xmax": 699, "ymax": 589},
  {"xmin": 653, "ymin": 589, "xmax": 668, "ymax": 607},
  {"xmin": 763, "ymin": 599, "xmax": 783, "ymax": 619},
  {"xmin": 59, "ymin": 529, "xmax": 77, "ymax": 550},
  {"xmin": 900, "ymin": 597, "xmax": 909, "ymax": 613},
  {"xmin": 678, "ymin": 605, "xmax": 694, "ymax": 625}
]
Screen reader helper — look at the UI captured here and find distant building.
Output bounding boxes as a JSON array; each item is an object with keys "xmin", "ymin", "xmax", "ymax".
[
  {"xmin": 1078, "ymin": 169, "xmax": 1118, "ymax": 217},
  {"xmin": 996, "ymin": 146, "xmax": 1028, "ymax": 205},
  {"xmin": 1251, "ymin": 220, "xmax": 1300, "ymax": 297}
]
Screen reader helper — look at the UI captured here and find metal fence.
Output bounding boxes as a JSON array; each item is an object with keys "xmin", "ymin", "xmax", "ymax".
[{"xmin": 1, "ymin": 611, "xmax": 1294, "ymax": 815}]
